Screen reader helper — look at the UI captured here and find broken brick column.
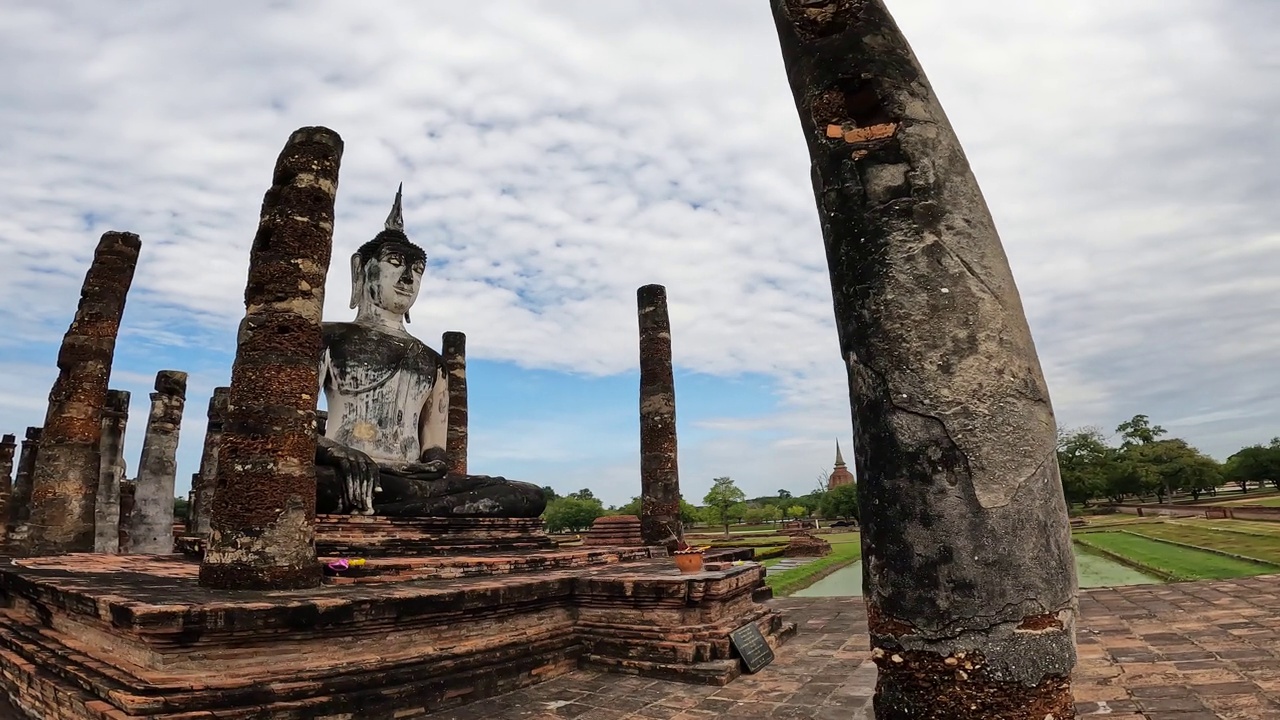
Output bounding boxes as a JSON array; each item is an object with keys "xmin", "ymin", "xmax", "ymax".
[
  {"xmin": 637, "ymin": 284, "xmax": 683, "ymax": 552},
  {"xmin": 0, "ymin": 434, "xmax": 15, "ymax": 545},
  {"xmin": 769, "ymin": 2, "xmax": 1076, "ymax": 718},
  {"xmin": 94, "ymin": 389, "xmax": 130, "ymax": 553},
  {"xmin": 6, "ymin": 428, "xmax": 42, "ymax": 543},
  {"xmin": 190, "ymin": 386, "xmax": 229, "ymax": 537},
  {"xmin": 24, "ymin": 231, "xmax": 142, "ymax": 555},
  {"xmin": 441, "ymin": 331, "xmax": 468, "ymax": 476},
  {"xmin": 129, "ymin": 371, "xmax": 187, "ymax": 554},
  {"xmin": 199, "ymin": 126, "xmax": 344, "ymax": 591}
]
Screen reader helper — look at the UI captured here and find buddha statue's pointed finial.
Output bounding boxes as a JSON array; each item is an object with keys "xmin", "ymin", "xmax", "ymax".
[{"xmin": 385, "ymin": 182, "xmax": 405, "ymax": 233}]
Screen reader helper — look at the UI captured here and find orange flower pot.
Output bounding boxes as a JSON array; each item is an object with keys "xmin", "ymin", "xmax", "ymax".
[{"xmin": 673, "ymin": 551, "xmax": 705, "ymax": 574}]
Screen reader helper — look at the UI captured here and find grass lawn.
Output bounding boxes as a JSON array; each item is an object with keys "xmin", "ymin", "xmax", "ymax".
[
  {"xmin": 1123, "ymin": 524, "xmax": 1280, "ymax": 566},
  {"xmin": 764, "ymin": 533, "xmax": 861, "ymax": 597},
  {"xmin": 1075, "ymin": 532, "xmax": 1273, "ymax": 582}
]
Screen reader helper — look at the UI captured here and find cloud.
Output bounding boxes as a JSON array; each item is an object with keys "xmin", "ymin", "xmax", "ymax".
[{"xmin": 0, "ymin": 1, "xmax": 1275, "ymax": 508}]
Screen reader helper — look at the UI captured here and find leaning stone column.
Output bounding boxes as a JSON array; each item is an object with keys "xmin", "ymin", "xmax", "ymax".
[
  {"xmin": 441, "ymin": 331, "xmax": 468, "ymax": 475},
  {"xmin": 0, "ymin": 434, "xmax": 15, "ymax": 545},
  {"xmin": 199, "ymin": 126, "xmax": 343, "ymax": 591},
  {"xmin": 769, "ymin": 3, "xmax": 1077, "ymax": 717},
  {"xmin": 6, "ymin": 428, "xmax": 42, "ymax": 541},
  {"xmin": 190, "ymin": 386, "xmax": 229, "ymax": 536},
  {"xmin": 637, "ymin": 284, "xmax": 683, "ymax": 552},
  {"xmin": 24, "ymin": 232, "xmax": 142, "ymax": 555},
  {"xmin": 94, "ymin": 389, "xmax": 130, "ymax": 553},
  {"xmin": 129, "ymin": 371, "xmax": 187, "ymax": 554}
]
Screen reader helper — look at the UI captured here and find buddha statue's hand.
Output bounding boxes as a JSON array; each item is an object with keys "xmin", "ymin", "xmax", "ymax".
[{"xmin": 316, "ymin": 440, "xmax": 379, "ymax": 515}]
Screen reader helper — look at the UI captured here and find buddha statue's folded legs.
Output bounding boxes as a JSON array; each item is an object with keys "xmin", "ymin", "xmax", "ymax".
[{"xmin": 316, "ymin": 464, "xmax": 547, "ymax": 518}]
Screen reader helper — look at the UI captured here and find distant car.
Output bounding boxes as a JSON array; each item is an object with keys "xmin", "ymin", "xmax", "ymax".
[{"xmin": 830, "ymin": 520, "xmax": 854, "ymax": 527}]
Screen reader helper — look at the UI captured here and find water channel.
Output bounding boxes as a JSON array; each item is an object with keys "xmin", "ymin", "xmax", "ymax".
[{"xmin": 791, "ymin": 549, "xmax": 1161, "ymax": 597}]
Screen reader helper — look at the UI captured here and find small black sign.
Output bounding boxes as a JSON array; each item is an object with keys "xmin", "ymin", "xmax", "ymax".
[{"xmin": 729, "ymin": 622, "xmax": 775, "ymax": 673}]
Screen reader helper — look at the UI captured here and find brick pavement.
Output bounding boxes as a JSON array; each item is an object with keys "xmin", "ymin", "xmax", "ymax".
[{"xmin": 430, "ymin": 576, "xmax": 1280, "ymax": 720}]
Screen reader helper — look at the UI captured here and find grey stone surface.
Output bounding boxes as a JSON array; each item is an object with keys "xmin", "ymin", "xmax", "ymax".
[
  {"xmin": 93, "ymin": 389, "xmax": 130, "ymax": 553},
  {"xmin": 128, "ymin": 371, "xmax": 187, "ymax": 555},
  {"xmin": 189, "ymin": 386, "xmax": 228, "ymax": 537}
]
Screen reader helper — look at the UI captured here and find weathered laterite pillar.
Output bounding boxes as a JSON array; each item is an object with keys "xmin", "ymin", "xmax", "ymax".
[
  {"xmin": 190, "ymin": 386, "xmax": 230, "ymax": 537},
  {"xmin": 0, "ymin": 434, "xmax": 15, "ymax": 545},
  {"xmin": 199, "ymin": 126, "xmax": 343, "ymax": 591},
  {"xmin": 94, "ymin": 389, "xmax": 130, "ymax": 553},
  {"xmin": 24, "ymin": 231, "xmax": 142, "ymax": 555},
  {"xmin": 637, "ymin": 284, "xmax": 683, "ymax": 552},
  {"xmin": 129, "ymin": 371, "xmax": 187, "ymax": 554},
  {"xmin": 6, "ymin": 428, "xmax": 42, "ymax": 542},
  {"xmin": 118, "ymin": 479, "xmax": 136, "ymax": 553},
  {"xmin": 769, "ymin": 2, "xmax": 1076, "ymax": 717},
  {"xmin": 441, "ymin": 331, "xmax": 468, "ymax": 476}
]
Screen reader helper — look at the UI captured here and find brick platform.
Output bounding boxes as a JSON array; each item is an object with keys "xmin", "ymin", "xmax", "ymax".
[
  {"xmin": 0, "ymin": 550, "xmax": 792, "ymax": 719},
  {"xmin": 6, "ymin": 569, "xmax": 1280, "ymax": 718},
  {"xmin": 316, "ymin": 514, "xmax": 558, "ymax": 556}
]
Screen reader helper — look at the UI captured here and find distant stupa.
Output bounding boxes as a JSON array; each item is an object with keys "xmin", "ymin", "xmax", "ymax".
[{"xmin": 827, "ymin": 441, "xmax": 855, "ymax": 490}]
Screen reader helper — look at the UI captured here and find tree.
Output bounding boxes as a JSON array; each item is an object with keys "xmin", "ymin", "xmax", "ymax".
[
  {"xmin": 1116, "ymin": 414, "xmax": 1166, "ymax": 448},
  {"xmin": 743, "ymin": 506, "xmax": 770, "ymax": 525},
  {"xmin": 679, "ymin": 499, "xmax": 703, "ymax": 527},
  {"xmin": 814, "ymin": 470, "xmax": 831, "ymax": 493},
  {"xmin": 568, "ymin": 488, "xmax": 595, "ymax": 501},
  {"xmin": 703, "ymin": 477, "xmax": 747, "ymax": 536},
  {"xmin": 616, "ymin": 496, "xmax": 641, "ymax": 516},
  {"xmin": 820, "ymin": 483, "xmax": 859, "ymax": 520},
  {"xmin": 777, "ymin": 489, "xmax": 793, "ymax": 500},
  {"xmin": 173, "ymin": 496, "xmax": 190, "ymax": 521},
  {"xmin": 1224, "ymin": 443, "xmax": 1280, "ymax": 493},
  {"xmin": 541, "ymin": 486, "xmax": 560, "ymax": 503},
  {"xmin": 1056, "ymin": 426, "xmax": 1111, "ymax": 506},
  {"xmin": 542, "ymin": 496, "xmax": 605, "ymax": 533},
  {"xmin": 786, "ymin": 504, "xmax": 807, "ymax": 521}
]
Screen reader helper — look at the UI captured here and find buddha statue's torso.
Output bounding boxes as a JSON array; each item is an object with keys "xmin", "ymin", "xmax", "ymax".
[{"xmin": 320, "ymin": 322, "xmax": 443, "ymax": 466}]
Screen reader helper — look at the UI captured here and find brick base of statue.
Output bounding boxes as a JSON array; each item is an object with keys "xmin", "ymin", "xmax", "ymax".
[
  {"xmin": 314, "ymin": 514, "xmax": 558, "ymax": 556},
  {"xmin": 0, "ymin": 547, "xmax": 794, "ymax": 719}
]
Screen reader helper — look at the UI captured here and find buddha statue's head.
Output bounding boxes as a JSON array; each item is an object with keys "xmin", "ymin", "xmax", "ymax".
[{"xmin": 350, "ymin": 185, "xmax": 427, "ymax": 322}]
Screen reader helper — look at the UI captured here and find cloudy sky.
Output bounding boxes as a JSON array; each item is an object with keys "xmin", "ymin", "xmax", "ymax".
[{"xmin": 0, "ymin": 1, "xmax": 1275, "ymax": 508}]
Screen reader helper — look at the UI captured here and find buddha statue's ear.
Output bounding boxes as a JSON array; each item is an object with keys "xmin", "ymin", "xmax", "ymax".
[
  {"xmin": 349, "ymin": 253, "xmax": 363, "ymax": 310},
  {"xmin": 404, "ymin": 310, "xmax": 412, "ymax": 324}
]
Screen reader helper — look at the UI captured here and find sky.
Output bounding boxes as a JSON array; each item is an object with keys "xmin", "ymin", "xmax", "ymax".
[{"xmin": 0, "ymin": 1, "xmax": 1276, "ymax": 509}]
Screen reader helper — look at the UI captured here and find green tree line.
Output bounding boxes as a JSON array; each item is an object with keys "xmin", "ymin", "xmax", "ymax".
[
  {"xmin": 1058, "ymin": 414, "xmax": 1280, "ymax": 506},
  {"xmin": 539, "ymin": 474, "xmax": 861, "ymax": 534}
]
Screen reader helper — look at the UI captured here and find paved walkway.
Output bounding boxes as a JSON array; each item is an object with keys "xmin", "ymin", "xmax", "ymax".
[{"xmin": 438, "ymin": 575, "xmax": 1280, "ymax": 720}]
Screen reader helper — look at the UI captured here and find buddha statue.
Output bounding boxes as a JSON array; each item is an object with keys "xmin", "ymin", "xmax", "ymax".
[{"xmin": 315, "ymin": 186, "xmax": 546, "ymax": 518}]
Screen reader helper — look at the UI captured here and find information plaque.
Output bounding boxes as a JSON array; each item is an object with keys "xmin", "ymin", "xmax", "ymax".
[{"xmin": 728, "ymin": 622, "xmax": 775, "ymax": 673}]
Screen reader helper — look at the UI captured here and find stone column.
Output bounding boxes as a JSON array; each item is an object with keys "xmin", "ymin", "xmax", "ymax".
[
  {"xmin": 769, "ymin": 3, "xmax": 1076, "ymax": 717},
  {"xmin": 6, "ymin": 428, "xmax": 42, "ymax": 542},
  {"xmin": 24, "ymin": 231, "xmax": 142, "ymax": 555},
  {"xmin": 190, "ymin": 386, "xmax": 229, "ymax": 537},
  {"xmin": 441, "ymin": 331, "xmax": 468, "ymax": 476},
  {"xmin": 94, "ymin": 389, "xmax": 130, "ymax": 553},
  {"xmin": 128, "ymin": 371, "xmax": 188, "ymax": 554},
  {"xmin": 118, "ymin": 479, "xmax": 136, "ymax": 553},
  {"xmin": 199, "ymin": 126, "xmax": 343, "ymax": 591},
  {"xmin": 0, "ymin": 434, "xmax": 15, "ymax": 545},
  {"xmin": 637, "ymin": 284, "xmax": 683, "ymax": 552}
]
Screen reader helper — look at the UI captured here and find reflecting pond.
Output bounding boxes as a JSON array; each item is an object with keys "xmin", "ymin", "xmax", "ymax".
[{"xmin": 790, "ymin": 550, "xmax": 1161, "ymax": 597}]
